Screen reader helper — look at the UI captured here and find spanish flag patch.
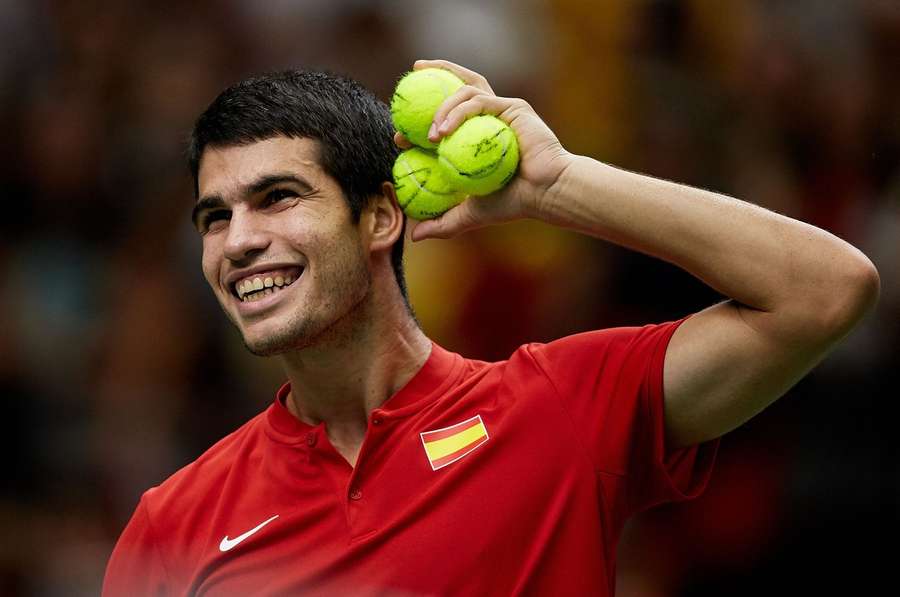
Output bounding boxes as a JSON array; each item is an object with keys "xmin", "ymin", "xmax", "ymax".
[{"xmin": 420, "ymin": 415, "xmax": 490, "ymax": 471}]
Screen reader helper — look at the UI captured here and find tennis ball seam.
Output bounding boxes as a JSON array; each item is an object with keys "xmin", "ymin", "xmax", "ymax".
[
  {"xmin": 439, "ymin": 128, "xmax": 512, "ymax": 178},
  {"xmin": 398, "ymin": 166, "xmax": 462, "ymax": 207},
  {"xmin": 394, "ymin": 156, "xmax": 461, "ymax": 209},
  {"xmin": 393, "ymin": 158, "xmax": 421, "ymax": 208}
]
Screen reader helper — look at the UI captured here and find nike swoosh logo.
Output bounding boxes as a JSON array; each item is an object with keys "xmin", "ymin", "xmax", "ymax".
[{"xmin": 219, "ymin": 514, "xmax": 280, "ymax": 552}]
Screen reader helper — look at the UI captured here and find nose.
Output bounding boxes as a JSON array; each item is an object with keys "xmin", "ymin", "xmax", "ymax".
[{"xmin": 223, "ymin": 208, "xmax": 270, "ymax": 262}]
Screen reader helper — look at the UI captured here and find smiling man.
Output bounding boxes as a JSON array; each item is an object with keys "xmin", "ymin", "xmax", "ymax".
[{"xmin": 103, "ymin": 61, "xmax": 879, "ymax": 596}]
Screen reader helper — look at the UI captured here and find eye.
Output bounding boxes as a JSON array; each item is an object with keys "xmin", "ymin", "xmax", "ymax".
[
  {"xmin": 263, "ymin": 188, "xmax": 297, "ymax": 206},
  {"xmin": 201, "ymin": 210, "xmax": 231, "ymax": 233}
]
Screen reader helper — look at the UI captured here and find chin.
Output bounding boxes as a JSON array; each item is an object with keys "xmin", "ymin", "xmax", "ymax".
[
  {"xmin": 243, "ymin": 339, "xmax": 294, "ymax": 357},
  {"xmin": 240, "ymin": 321, "xmax": 316, "ymax": 357},
  {"xmin": 232, "ymin": 272, "xmax": 373, "ymax": 356}
]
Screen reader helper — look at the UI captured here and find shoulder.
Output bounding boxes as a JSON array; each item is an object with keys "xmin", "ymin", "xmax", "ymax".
[
  {"xmin": 520, "ymin": 322, "xmax": 684, "ymax": 373},
  {"xmin": 142, "ymin": 410, "xmax": 268, "ymax": 520},
  {"xmin": 446, "ymin": 325, "xmax": 676, "ymax": 387}
]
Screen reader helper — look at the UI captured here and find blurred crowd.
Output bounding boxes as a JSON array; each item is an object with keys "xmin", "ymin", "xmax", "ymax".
[{"xmin": 1, "ymin": 0, "xmax": 897, "ymax": 595}]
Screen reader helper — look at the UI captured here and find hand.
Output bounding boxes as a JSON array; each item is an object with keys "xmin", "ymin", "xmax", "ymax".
[{"xmin": 394, "ymin": 59, "xmax": 573, "ymax": 241}]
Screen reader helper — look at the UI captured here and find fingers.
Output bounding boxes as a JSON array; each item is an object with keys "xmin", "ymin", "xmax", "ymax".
[
  {"xmin": 428, "ymin": 85, "xmax": 482, "ymax": 142},
  {"xmin": 393, "ymin": 132, "xmax": 414, "ymax": 149},
  {"xmin": 432, "ymin": 95, "xmax": 523, "ymax": 143},
  {"xmin": 411, "ymin": 201, "xmax": 483, "ymax": 241},
  {"xmin": 410, "ymin": 192, "xmax": 521, "ymax": 241},
  {"xmin": 413, "ymin": 59, "xmax": 493, "ymax": 94}
]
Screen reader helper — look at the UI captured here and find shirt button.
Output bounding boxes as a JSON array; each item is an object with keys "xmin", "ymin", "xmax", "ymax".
[
  {"xmin": 349, "ymin": 488, "xmax": 362, "ymax": 500},
  {"xmin": 372, "ymin": 417, "xmax": 383, "ymax": 426},
  {"xmin": 305, "ymin": 432, "xmax": 317, "ymax": 447}
]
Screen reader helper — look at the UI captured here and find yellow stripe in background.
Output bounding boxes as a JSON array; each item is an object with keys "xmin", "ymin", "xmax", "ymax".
[{"xmin": 424, "ymin": 423, "xmax": 487, "ymax": 461}]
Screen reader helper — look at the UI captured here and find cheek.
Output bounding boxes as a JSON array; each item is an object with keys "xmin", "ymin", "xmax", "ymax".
[{"xmin": 200, "ymin": 241, "xmax": 220, "ymax": 287}]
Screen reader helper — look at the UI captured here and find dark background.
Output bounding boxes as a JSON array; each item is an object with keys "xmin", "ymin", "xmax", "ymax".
[{"xmin": 1, "ymin": 1, "xmax": 897, "ymax": 595}]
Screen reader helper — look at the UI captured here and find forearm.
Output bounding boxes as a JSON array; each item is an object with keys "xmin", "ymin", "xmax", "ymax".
[{"xmin": 538, "ymin": 156, "xmax": 879, "ymax": 332}]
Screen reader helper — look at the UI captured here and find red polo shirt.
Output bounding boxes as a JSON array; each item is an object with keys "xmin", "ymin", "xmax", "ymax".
[{"xmin": 103, "ymin": 321, "xmax": 716, "ymax": 596}]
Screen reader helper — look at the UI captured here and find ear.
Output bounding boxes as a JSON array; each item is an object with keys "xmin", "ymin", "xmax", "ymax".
[{"xmin": 361, "ymin": 181, "xmax": 405, "ymax": 255}]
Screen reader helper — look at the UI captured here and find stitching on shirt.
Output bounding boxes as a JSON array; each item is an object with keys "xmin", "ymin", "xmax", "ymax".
[
  {"xmin": 522, "ymin": 343, "xmax": 624, "ymax": 479},
  {"xmin": 142, "ymin": 495, "xmax": 175, "ymax": 589},
  {"xmin": 348, "ymin": 529, "xmax": 378, "ymax": 544},
  {"xmin": 523, "ymin": 342, "xmax": 621, "ymax": 566},
  {"xmin": 642, "ymin": 318, "xmax": 699, "ymax": 499}
]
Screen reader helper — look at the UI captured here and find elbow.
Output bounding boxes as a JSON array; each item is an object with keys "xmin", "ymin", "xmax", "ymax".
[
  {"xmin": 818, "ymin": 252, "xmax": 880, "ymax": 339},
  {"xmin": 855, "ymin": 255, "xmax": 881, "ymax": 312}
]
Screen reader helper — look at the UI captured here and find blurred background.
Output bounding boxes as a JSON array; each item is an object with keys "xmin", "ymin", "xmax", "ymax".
[{"xmin": 1, "ymin": 0, "xmax": 897, "ymax": 594}]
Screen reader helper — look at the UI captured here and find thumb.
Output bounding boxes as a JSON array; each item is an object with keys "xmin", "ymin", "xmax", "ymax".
[{"xmin": 411, "ymin": 199, "xmax": 483, "ymax": 241}]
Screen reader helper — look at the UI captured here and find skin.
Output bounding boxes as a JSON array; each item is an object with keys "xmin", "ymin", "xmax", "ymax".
[
  {"xmin": 195, "ymin": 137, "xmax": 430, "ymax": 464},
  {"xmin": 195, "ymin": 58, "xmax": 879, "ymax": 465},
  {"xmin": 406, "ymin": 59, "xmax": 880, "ymax": 448}
]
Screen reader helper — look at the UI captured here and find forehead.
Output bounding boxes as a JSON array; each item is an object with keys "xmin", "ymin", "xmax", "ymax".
[{"xmin": 197, "ymin": 136, "xmax": 325, "ymax": 198}]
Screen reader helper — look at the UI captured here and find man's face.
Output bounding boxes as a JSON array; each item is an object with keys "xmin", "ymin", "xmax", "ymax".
[{"xmin": 194, "ymin": 136, "xmax": 371, "ymax": 355}]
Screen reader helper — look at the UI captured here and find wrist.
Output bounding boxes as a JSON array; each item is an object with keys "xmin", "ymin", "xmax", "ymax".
[{"xmin": 525, "ymin": 152, "xmax": 585, "ymax": 224}]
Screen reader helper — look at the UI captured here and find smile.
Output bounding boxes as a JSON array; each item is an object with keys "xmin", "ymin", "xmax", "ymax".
[{"xmin": 233, "ymin": 267, "xmax": 303, "ymax": 302}]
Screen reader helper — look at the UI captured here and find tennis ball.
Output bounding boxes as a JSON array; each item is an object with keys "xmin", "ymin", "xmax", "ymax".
[
  {"xmin": 392, "ymin": 148, "xmax": 466, "ymax": 220},
  {"xmin": 437, "ymin": 115, "xmax": 519, "ymax": 196},
  {"xmin": 391, "ymin": 68, "xmax": 465, "ymax": 149}
]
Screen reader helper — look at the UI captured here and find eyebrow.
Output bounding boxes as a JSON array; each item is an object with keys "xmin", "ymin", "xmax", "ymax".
[
  {"xmin": 191, "ymin": 195, "xmax": 224, "ymax": 229},
  {"xmin": 246, "ymin": 173, "xmax": 314, "ymax": 196},
  {"xmin": 191, "ymin": 173, "xmax": 315, "ymax": 229}
]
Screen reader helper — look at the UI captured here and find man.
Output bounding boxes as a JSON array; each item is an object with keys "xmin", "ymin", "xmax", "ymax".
[{"xmin": 103, "ymin": 60, "xmax": 879, "ymax": 595}]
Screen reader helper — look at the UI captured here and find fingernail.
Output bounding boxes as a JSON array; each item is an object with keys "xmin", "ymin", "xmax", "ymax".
[
  {"xmin": 438, "ymin": 120, "xmax": 448, "ymax": 133},
  {"xmin": 428, "ymin": 122, "xmax": 438, "ymax": 140}
]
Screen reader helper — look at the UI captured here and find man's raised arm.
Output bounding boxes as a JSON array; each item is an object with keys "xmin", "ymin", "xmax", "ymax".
[
  {"xmin": 405, "ymin": 59, "xmax": 880, "ymax": 448},
  {"xmin": 535, "ymin": 157, "xmax": 878, "ymax": 447}
]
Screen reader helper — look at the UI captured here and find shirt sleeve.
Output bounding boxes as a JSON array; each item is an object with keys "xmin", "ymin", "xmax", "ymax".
[
  {"xmin": 103, "ymin": 494, "xmax": 170, "ymax": 597},
  {"xmin": 525, "ymin": 320, "xmax": 718, "ymax": 518}
]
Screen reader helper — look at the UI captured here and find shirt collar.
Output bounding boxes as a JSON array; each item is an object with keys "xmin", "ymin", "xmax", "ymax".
[{"xmin": 265, "ymin": 341, "xmax": 463, "ymax": 442}]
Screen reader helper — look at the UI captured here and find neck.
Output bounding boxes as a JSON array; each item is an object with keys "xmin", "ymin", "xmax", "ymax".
[{"xmin": 279, "ymin": 280, "xmax": 430, "ymax": 464}]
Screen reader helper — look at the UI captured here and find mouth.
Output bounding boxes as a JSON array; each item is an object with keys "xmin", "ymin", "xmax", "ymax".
[{"xmin": 231, "ymin": 266, "xmax": 304, "ymax": 303}]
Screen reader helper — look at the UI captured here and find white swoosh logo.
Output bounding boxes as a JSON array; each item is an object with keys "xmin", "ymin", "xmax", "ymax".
[{"xmin": 219, "ymin": 514, "xmax": 279, "ymax": 552}]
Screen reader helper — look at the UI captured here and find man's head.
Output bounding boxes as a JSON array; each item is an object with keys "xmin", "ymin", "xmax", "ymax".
[{"xmin": 187, "ymin": 70, "xmax": 407, "ymax": 355}]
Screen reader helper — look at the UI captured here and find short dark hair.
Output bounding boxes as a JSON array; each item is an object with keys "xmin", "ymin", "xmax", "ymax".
[{"xmin": 187, "ymin": 69, "xmax": 407, "ymax": 301}]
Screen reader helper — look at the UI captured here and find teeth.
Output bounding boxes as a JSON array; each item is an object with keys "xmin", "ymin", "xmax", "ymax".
[{"xmin": 235, "ymin": 270, "xmax": 301, "ymax": 301}]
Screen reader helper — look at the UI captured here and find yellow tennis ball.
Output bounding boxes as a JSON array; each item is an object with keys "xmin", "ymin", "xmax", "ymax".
[
  {"xmin": 437, "ymin": 115, "xmax": 519, "ymax": 196},
  {"xmin": 391, "ymin": 68, "xmax": 465, "ymax": 149},
  {"xmin": 392, "ymin": 148, "xmax": 466, "ymax": 220}
]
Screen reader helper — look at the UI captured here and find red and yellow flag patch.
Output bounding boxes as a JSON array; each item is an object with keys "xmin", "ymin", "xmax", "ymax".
[{"xmin": 420, "ymin": 415, "xmax": 489, "ymax": 470}]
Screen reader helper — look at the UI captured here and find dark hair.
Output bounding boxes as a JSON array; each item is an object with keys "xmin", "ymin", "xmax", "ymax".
[{"xmin": 187, "ymin": 69, "xmax": 407, "ymax": 301}]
